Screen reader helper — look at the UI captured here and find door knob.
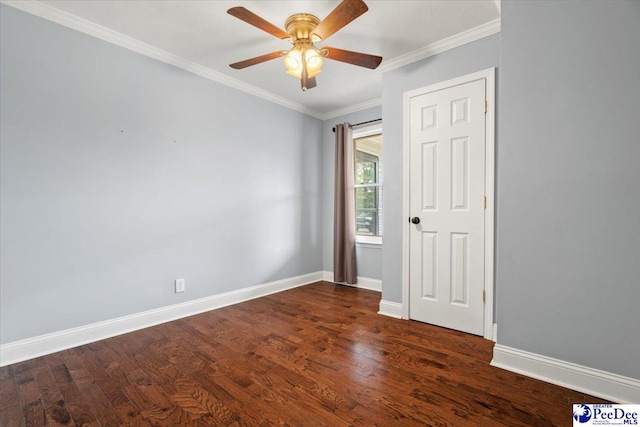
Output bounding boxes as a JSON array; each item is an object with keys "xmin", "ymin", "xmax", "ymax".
[{"xmin": 410, "ymin": 217, "xmax": 420, "ymax": 224}]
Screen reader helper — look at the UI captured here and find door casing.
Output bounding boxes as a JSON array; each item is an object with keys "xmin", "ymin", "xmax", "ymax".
[{"xmin": 402, "ymin": 68, "xmax": 496, "ymax": 340}]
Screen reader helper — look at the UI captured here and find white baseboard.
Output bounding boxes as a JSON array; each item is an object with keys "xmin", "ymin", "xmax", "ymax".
[
  {"xmin": 491, "ymin": 344, "xmax": 640, "ymax": 404},
  {"xmin": 322, "ymin": 271, "xmax": 382, "ymax": 292},
  {"xmin": 0, "ymin": 271, "xmax": 323, "ymax": 367},
  {"xmin": 378, "ymin": 300, "xmax": 404, "ymax": 319}
]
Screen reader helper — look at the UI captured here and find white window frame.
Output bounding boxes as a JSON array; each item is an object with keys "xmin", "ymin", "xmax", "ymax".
[{"xmin": 353, "ymin": 122, "xmax": 383, "ymax": 246}]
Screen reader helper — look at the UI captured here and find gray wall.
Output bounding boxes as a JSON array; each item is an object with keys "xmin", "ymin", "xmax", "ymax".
[
  {"xmin": 0, "ymin": 5, "xmax": 323, "ymax": 344},
  {"xmin": 497, "ymin": 0, "xmax": 640, "ymax": 380},
  {"xmin": 322, "ymin": 106, "xmax": 382, "ymax": 280},
  {"xmin": 3, "ymin": 0, "xmax": 638, "ymax": 383},
  {"xmin": 381, "ymin": 34, "xmax": 501, "ymax": 303}
]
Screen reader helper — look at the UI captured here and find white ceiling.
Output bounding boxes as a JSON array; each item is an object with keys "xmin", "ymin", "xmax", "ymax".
[{"xmin": 7, "ymin": 0, "xmax": 500, "ymax": 118}]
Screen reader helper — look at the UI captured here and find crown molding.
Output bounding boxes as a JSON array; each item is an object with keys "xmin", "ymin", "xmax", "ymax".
[
  {"xmin": 3, "ymin": 0, "xmax": 499, "ymax": 121},
  {"xmin": 321, "ymin": 17, "xmax": 500, "ymax": 119},
  {"xmin": 321, "ymin": 97, "xmax": 382, "ymax": 120},
  {"xmin": 379, "ymin": 18, "xmax": 501, "ymax": 73},
  {"xmin": 1, "ymin": 0, "xmax": 324, "ymax": 119}
]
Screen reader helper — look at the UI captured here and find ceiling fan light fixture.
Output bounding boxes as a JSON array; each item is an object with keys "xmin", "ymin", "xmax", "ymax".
[
  {"xmin": 284, "ymin": 48, "xmax": 302, "ymax": 75},
  {"xmin": 306, "ymin": 47, "xmax": 323, "ymax": 73},
  {"xmin": 227, "ymin": 1, "xmax": 381, "ymax": 91},
  {"xmin": 284, "ymin": 44, "xmax": 323, "ymax": 79}
]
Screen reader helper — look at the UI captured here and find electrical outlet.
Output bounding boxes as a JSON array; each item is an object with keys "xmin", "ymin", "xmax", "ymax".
[{"xmin": 175, "ymin": 278, "xmax": 185, "ymax": 293}]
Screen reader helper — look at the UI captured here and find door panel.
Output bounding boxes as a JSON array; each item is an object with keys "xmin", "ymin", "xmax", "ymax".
[
  {"xmin": 421, "ymin": 232, "xmax": 437, "ymax": 299},
  {"xmin": 409, "ymin": 78, "xmax": 486, "ymax": 336}
]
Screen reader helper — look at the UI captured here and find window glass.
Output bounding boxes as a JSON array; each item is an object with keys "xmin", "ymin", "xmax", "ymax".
[{"xmin": 354, "ymin": 131, "xmax": 383, "ymax": 238}]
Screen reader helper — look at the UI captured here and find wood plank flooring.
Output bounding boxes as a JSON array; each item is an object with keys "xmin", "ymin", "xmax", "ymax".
[{"xmin": 1, "ymin": 281, "xmax": 607, "ymax": 426}]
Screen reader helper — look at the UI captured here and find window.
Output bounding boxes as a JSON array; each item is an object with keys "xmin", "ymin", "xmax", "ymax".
[{"xmin": 354, "ymin": 124, "xmax": 382, "ymax": 245}]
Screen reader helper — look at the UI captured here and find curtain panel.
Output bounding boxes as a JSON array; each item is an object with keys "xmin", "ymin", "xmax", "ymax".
[{"xmin": 333, "ymin": 123, "xmax": 357, "ymax": 284}]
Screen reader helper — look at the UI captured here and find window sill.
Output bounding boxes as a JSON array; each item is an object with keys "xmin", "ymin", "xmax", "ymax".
[{"xmin": 356, "ymin": 235, "xmax": 382, "ymax": 248}]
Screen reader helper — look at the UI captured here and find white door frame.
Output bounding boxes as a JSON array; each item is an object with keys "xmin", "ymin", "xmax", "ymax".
[{"xmin": 402, "ymin": 68, "xmax": 496, "ymax": 340}]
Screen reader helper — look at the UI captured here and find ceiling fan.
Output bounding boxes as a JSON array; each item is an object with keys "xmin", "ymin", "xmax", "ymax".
[{"xmin": 227, "ymin": 0, "xmax": 383, "ymax": 91}]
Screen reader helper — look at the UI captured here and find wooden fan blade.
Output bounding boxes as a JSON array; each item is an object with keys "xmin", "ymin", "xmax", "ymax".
[
  {"xmin": 306, "ymin": 77, "xmax": 317, "ymax": 89},
  {"xmin": 227, "ymin": 7, "xmax": 290, "ymax": 40},
  {"xmin": 323, "ymin": 47, "xmax": 382, "ymax": 69},
  {"xmin": 312, "ymin": 0, "xmax": 368, "ymax": 41},
  {"xmin": 229, "ymin": 51, "xmax": 283, "ymax": 69},
  {"xmin": 301, "ymin": 75, "xmax": 317, "ymax": 91},
  {"xmin": 300, "ymin": 48, "xmax": 317, "ymax": 91},
  {"xmin": 301, "ymin": 60, "xmax": 311, "ymax": 91}
]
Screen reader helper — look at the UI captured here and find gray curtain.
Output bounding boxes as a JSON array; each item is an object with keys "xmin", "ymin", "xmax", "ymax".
[{"xmin": 333, "ymin": 123, "xmax": 357, "ymax": 284}]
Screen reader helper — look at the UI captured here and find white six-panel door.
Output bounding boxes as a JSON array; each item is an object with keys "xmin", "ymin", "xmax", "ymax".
[{"xmin": 408, "ymin": 78, "xmax": 486, "ymax": 336}]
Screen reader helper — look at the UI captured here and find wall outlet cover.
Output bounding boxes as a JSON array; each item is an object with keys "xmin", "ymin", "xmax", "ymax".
[{"xmin": 175, "ymin": 278, "xmax": 185, "ymax": 293}]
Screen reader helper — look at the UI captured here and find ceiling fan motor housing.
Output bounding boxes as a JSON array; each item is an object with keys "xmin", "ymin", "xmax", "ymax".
[{"xmin": 285, "ymin": 14, "xmax": 321, "ymax": 42}]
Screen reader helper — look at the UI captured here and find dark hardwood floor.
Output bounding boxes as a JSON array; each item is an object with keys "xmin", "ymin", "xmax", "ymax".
[{"xmin": 1, "ymin": 281, "xmax": 606, "ymax": 426}]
